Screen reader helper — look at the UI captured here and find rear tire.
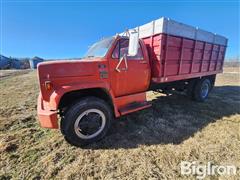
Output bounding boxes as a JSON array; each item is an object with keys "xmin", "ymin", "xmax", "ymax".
[
  {"xmin": 192, "ymin": 78, "xmax": 211, "ymax": 102},
  {"xmin": 60, "ymin": 97, "xmax": 112, "ymax": 147},
  {"xmin": 186, "ymin": 80, "xmax": 196, "ymax": 99}
]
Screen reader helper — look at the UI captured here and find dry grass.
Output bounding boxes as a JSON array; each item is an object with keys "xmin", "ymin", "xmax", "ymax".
[{"xmin": 0, "ymin": 67, "xmax": 239, "ymax": 179}]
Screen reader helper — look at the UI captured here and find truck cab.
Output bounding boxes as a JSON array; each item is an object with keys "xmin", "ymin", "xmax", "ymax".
[{"xmin": 37, "ymin": 34, "xmax": 153, "ymax": 146}]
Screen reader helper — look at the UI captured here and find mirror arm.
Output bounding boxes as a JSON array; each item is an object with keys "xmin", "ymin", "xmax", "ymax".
[
  {"xmin": 115, "ymin": 54, "xmax": 128, "ymax": 72},
  {"xmin": 124, "ymin": 54, "xmax": 128, "ymax": 70}
]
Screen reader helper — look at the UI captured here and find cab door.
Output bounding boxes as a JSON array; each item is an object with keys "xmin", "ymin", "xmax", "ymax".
[{"xmin": 109, "ymin": 38, "xmax": 151, "ymax": 97}]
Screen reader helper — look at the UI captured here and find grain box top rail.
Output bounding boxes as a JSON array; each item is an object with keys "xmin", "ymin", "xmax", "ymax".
[{"xmin": 120, "ymin": 17, "xmax": 228, "ymax": 46}]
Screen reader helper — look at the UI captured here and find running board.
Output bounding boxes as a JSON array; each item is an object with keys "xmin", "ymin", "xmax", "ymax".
[{"xmin": 119, "ymin": 101, "xmax": 152, "ymax": 116}]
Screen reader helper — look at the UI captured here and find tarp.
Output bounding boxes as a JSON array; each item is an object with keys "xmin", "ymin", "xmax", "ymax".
[{"xmin": 121, "ymin": 17, "xmax": 228, "ymax": 46}]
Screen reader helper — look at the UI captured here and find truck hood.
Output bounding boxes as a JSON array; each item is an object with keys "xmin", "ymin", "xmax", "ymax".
[
  {"xmin": 37, "ymin": 58, "xmax": 107, "ymax": 102},
  {"xmin": 37, "ymin": 59, "xmax": 100, "ymax": 79}
]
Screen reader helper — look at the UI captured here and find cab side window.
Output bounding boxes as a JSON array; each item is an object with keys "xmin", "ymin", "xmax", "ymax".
[{"xmin": 112, "ymin": 39, "xmax": 144, "ymax": 60}]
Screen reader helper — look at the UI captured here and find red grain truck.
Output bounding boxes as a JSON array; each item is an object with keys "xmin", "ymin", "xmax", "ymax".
[{"xmin": 37, "ymin": 17, "xmax": 227, "ymax": 146}]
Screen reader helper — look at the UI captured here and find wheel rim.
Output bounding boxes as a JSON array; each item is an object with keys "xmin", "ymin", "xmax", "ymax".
[
  {"xmin": 74, "ymin": 109, "xmax": 106, "ymax": 139},
  {"xmin": 201, "ymin": 81, "xmax": 209, "ymax": 99}
]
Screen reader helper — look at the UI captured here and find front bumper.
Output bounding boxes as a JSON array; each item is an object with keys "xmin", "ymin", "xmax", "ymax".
[{"xmin": 37, "ymin": 94, "xmax": 58, "ymax": 129}]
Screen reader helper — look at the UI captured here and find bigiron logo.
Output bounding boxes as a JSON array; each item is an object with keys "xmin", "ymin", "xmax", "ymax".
[{"xmin": 180, "ymin": 161, "xmax": 237, "ymax": 179}]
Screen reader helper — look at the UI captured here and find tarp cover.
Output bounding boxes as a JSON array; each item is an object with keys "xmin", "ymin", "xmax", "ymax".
[{"xmin": 121, "ymin": 17, "xmax": 227, "ymax": 46}]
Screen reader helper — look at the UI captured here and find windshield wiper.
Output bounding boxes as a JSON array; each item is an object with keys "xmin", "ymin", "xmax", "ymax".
[{"xmin": 86, "ymin": 55, "xmax": 95, "ymax": 58}]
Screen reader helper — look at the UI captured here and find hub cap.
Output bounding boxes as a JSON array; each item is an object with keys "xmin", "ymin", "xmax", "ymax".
[{"xmin": 74, "ymin": 109, "xmax": 106, "ymax": 139}]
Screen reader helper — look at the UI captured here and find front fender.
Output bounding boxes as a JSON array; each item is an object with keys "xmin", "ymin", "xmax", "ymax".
[{"xmin": 48, "ymin": 81, "xmax": 120, "ymax": 117}]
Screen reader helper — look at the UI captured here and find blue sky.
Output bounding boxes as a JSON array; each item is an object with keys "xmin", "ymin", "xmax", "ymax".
[{"xmin": 1, "ymin": 0, "xmax": 239, "ymax": 60}]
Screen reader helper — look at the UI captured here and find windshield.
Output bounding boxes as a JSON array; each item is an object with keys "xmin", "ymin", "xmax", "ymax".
[{"xmin": 84, "ymin": 37, "xmax": 114, "ymax": 58}]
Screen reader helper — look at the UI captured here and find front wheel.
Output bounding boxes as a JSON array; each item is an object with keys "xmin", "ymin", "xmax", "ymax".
[{"xmin": 61, "ymin": 97, "xmax": 113, "ymax": 147}]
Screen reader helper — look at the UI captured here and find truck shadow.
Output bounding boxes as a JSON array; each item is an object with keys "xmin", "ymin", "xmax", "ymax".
[{"xmin": 87, "ymin": 86, "xmax": 240, "ymax": 149}]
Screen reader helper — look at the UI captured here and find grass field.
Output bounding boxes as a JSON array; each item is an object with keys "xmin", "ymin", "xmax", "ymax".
[{"xmin": 0, "ymin": 67, "xmax": 239, "ymax": 179}]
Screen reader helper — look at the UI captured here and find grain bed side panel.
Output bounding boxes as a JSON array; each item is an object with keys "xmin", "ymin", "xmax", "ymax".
[{"xmin": 143, "ymin": 33, "xmax": 226, "ymax": 83}]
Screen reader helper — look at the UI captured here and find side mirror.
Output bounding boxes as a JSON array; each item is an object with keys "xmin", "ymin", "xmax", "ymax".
[{"xmin": 128, "ymin": 32, "xmax": 139, "ymax": 56}]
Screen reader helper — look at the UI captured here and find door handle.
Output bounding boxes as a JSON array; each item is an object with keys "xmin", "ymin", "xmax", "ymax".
[{"xmin": 139, "ymin": 61, "xmax": 147, "ymax": 64}]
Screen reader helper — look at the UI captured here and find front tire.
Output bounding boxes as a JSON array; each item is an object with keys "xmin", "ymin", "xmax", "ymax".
[{"xmin": 61, "ymin": 97, "xmax": 112, "ymax": 147}]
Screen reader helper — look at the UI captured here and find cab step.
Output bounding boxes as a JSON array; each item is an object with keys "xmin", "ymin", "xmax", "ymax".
[{"xmin": 119, "ymin": 101, "xmax": 152, "ymax": 116}]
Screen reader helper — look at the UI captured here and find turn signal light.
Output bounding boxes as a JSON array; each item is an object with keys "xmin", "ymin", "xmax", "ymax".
[{"xmin": 45, "ymin": 81, "xmax": 52, "ymax": 91}]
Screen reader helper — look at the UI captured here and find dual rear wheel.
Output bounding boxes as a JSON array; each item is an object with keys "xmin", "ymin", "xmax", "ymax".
[{"xmin": 188, "ymin": 78, "xmax": 212, "ymax": 102}]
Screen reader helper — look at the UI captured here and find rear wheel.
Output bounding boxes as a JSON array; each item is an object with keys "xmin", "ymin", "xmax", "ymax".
[
  {"xmin": 61, "ymin": 97, "xmax": 112, "ymax": 147},
  {"xmin": 192, "ymin": 78, "xmax": 211, "ymax": 102}
]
